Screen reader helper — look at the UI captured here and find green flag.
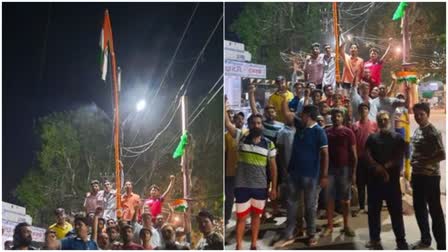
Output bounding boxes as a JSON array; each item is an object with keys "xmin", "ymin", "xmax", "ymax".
[
  {"xmin": 392, "ymin": 2, "xmax": 408, "ymax": 21},
  {"xmin": 173, "ymin": 132, "xmax": 188, "ymax": 159}
]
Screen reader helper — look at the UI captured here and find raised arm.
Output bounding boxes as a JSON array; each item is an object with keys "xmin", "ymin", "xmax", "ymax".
[
  {"xmin": 380, "ymin": 38, "xmax": 393, "ymax": 62},
  {"xmin": 248, "ymin": 83, "xmax": 259, "ymax": 115},
  {"xmin": 282, "ymin": 92, "xmax": 295, "ymax": 125},
  {"xmin": 224, "ymin": 103, "xmax": 237, "ymax": 138},
  {"xmin": 161, "ymin": 175, "xmax": 176, "ymax": 199}
]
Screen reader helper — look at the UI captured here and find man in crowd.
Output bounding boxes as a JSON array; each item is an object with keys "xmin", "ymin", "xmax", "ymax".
[
  {"xmin": 322, "ymin": 108, "xmax": 357, "ymax": 237},
  {"xmin": 48, "ymin": 208, "xmax": 73, "ymax": 240},
  {"xmin": 288, "ymin": 82, "xmax": 304, "ymax": 113},
  {"xmin": 84, "ymin": 180, "xmax": 103, "ymax": 215},
  {"xmin": 304, "ymin": 43, "xmax": 324, "ymax": 90},
  {"xmin": 196, "ymin": 210, "xmax": 224, "ymax": 250},
  {"xmin": 97, "ymin": 233, "xmax": 110, "ymax": 250},
  {"xmin": 323, "ymin": 85, "xmax": 335, "ymax": 107},
  {"xmin": 268, "ymin": 76, "xmax": 294, "ymax": 123},
  {"xmin": 159, "ymin": 224, "xmax": 190, "ymax": 250},
  {"xmin": 100, "ymin": 180, "xmax": 116, "ymax": 220},
  {"xmin": 363, "ymin": 39, "xmax": 392, "ymax": 90},
  {"xmin": 365, "ymin": 111, "xmax": 408, "ymax": 250},
  {"xmin": 351, "ymin": 103, "xmax": 377, "ymax": 215},
  {"xmin": 121, "ymin": 180, "xmax": 141, "ymax": 221},
  {"xmin": 12, "ymin": 223, "xmax": 36, "ymax": 250},
  {"xmin": 340, "ymin": 42, "xmax": 364, "ymax": 96},
  {"xmin": 350, "ymin": 81, "xmax": 377, "ymax": 122},
  {"xmin": 225, "ymin": 103, "xmax": 278, "ymax": 250},
  {"xmin": 225, "ymin": 111, "xmax": 245, "ymax": 226},
  {"xmin": 322, "ymin": 44, "xmax": 336, "ymax": 90},
  {"xmin": 131, "ymin": 205, "xmax": 161, "ymax": 248},
  {"xmin": 275, "ymin": 102, "xmax": 328, "ymax": 247},
  {"xmin": 106, "ymin": 225, "xmax": 120, "ymax": 244},
  {"xmin": 120, "ymin": 225, "xmax": 144, "ymax": 250},
  {"xmin": 143, "ymin": 175, "xmax": 175, "ymax": 224},
  {"xmin": 60, "ymin": 215, "xmax": 98, "ymax": 250},
  {"xmin": 410, "ymin": 103, "xmax": 446, "ymax": 250}
]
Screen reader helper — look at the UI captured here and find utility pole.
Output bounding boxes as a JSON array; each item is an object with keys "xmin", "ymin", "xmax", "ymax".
[
  {"xmin": 332, "ymin": 2, "xmax": 341, "ymax": 83},
  {"xmin": 180, "ymin": 95, "xmax": 192, "ymax": 243}
]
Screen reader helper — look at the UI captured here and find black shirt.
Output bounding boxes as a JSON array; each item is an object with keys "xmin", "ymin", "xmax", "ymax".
[{"xmin": 365, "ymin": 131, "xmax": 405, "ymax": 182}]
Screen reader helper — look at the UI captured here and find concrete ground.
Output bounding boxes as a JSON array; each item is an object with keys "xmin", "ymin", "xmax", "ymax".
[{"xmin": 225, "ymin": 111, "xmax": 446, "ymax": 250}]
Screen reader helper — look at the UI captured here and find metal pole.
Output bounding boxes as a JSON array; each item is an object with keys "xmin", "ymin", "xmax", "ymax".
[
  {"xmin": 181, "ymin": 96, "xmax": 192, "ymax": 243},
  {"xmin": 332, "ymin": 2, "xmax": 341, "ymax": 83}
]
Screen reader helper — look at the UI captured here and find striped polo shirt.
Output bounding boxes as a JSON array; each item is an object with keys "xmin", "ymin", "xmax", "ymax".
[
  {"xmin": 234, "ymin": 129, "xmax": 277, "ymax": 189},
  {"xmin": 262, "ymin": 119, "xmax": 284, "ymax": 143}
]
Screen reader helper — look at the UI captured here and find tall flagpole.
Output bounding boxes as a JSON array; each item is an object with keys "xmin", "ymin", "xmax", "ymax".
[
  {"xmin": 103, "ymin": 9, "xmax": 122, "ymax": 217},
  {"xmin": 181, "ymin": 96, "xmax": 192, "ymax": 242},
  {"xmin": 332, "ymin": 2, "xmax": 341, "ymax": 83}
]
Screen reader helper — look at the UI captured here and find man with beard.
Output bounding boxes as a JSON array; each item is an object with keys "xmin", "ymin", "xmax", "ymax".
[
  {"xmin": 12, "ymin": 223, "xmax": 36, "ymax": 250},
  {"xmin": 120, "ymin": 225, "xmax": 144, "ymax": 250},
  {"xmin": 371, "ymin": 84, "xmax": 405, "ymax": 129},
  {"xmin": 60, "ymin": 215, "xmax": 98, "ymax": 250},
  {"xmin": 364, "ymin": 111, "xmax": 408, "ymax": 250},
  {"xmin": 225, "ymin": 105, "xmax": 278, "ymax": 250},
  {"xmin": 304, "ymin": 43, "xmax": 324, "ymax": 90},
  {"xmin": 350, "ymin": 81, "xmax": 377, "ymax": 122},
  {"xmin": 267, "ymin": 76, "xmax": 294, "ymax": 123}
]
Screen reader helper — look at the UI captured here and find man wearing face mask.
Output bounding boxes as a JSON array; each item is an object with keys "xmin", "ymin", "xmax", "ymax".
[
  {"xmin": 12, "ymin": 223, "xmax": 36, "ymax": 250},
  {"xmin": 304, "ymin": 43, "xmax": 324, "ymax": 90},
  {"xmin": 225, "ymin": 103, "xmax": 278, "ymax": 250},
  {"xmin": 364, "ymin": 111, "xmax": 408, "ymax": 250}
]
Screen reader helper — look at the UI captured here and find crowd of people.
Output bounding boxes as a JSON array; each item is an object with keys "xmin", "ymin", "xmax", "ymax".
[
  {"xmin": 5, "ymin": 177, "xmax": 224, "ymax": 250},
  {"xmin": 225, "ymin": 41, "xmax": 445, "ymax": 250}
]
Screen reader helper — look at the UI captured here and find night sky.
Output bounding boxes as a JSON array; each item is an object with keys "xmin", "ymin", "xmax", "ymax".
[{"xmin": 3, "ymin": 3, "xmax": 223, "ymax": 203}]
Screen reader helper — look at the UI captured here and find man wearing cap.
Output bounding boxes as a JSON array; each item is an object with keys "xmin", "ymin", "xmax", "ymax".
[
  {"xmin": 131, "ymin": 205, "xmax": 161, "ymax": 248},
  {"xmin": 363, "ymin": 38, "xmax": 392, "ymax": 90},
  {"xmin": 84, "ymin": 180, "xmax": 103, "ymax": 215},
  {"xmin": 267, "ymin": 76, "xmax": 294, "ymax": 123},
  {"xmin": 304, "ymin": 43, "xmax": 325, "ymax": 90},
  {"xmin": 60, "ymin": 215, "xmax": 98, "ymax": 250},
  {"xmin": 49, "ymin": 208, "xmax": 73, "ymax": 239}
]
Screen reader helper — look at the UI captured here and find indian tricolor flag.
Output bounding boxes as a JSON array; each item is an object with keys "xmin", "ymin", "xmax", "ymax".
[
  {"xmin": 99, "ymin": 10, "xmax": 113, "ymax": 81},
  {"xmin": 171, "ymin": 199, "xmax": 188, "ymax": 212}
]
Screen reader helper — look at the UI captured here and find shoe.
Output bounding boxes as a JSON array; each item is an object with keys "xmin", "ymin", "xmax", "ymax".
[
  {"xmin": 410, "ymin": 241, "xmax": 431, "ymax": 250},
  {"xmin": 366, "ymin": 240, "xmax": 382, "ymax": 249},
  {"xmin": 308, "ymin": 236, "xmax": 318, "ymax": 247},
  {"xmin": 396, "ymin": 242, "xmax": 409, "ymax": 250},
  {"xmin": 320, "ymin": 227, "xmax": 333, "ymax": 237},
  {"xmin": 341, "ymin": 227, "xmax": 356, "ymax": 237},
  {"xmin": 273, "ymin": 236, "xmax": 296, "ymax": 248}
]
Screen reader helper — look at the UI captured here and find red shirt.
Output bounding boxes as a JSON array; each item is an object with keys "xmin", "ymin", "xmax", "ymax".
[
  {"xmin": 144, "ymin": 197, "xmax": 164, "ymax": 222},
  {"xmin": 122, "ymin": 242, "xmax": 144, "ymax": 250},
  {"xmin": 352, "ymin": 120, "xmax": 378, "ymax": 159},
  {"xmin": 364, "ymin": 59, "xmax": 383, "ymax": 87},
  {"xmin": 326, "ymin": 126, "xmax": 356, "ymax": 168}
]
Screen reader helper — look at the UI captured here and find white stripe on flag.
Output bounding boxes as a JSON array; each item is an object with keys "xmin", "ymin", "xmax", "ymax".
[{"xmin": 101, "ymin": 49, "xmax": 108, "ymax": 81}]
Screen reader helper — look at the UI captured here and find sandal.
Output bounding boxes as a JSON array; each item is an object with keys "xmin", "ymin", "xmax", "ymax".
[
  {"xmin": 308, "ymin": 237, "xmax": 318, "ymax": 247},
  {"xmin": 320, "ymin": 227, "xmax": 333, "ymax": 237},
  {"xmin": 341, "ymin": 227, "xmax": 356, "ymax": 237}
]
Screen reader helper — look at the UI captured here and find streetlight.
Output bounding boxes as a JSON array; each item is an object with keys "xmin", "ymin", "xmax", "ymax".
[{"xmin": 136, "ymin": 99, "xmax": 146, "ymax": 112}]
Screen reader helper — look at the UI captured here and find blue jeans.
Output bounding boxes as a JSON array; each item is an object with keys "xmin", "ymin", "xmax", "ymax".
[
  {"xmin": 285, "ymin": 176, "xmax": 318, "ymax": 238},
  {"xmin": 225, "ymin": 176, "xmax": 235, "ymax": 224}
]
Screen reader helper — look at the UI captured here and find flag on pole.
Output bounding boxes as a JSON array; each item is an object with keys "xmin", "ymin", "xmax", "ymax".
[
  {"xmin": 392, "ymin": 2, "xmax": 408, "ymax": 21},
  {"xmin": 171, "ymin": 199, "xmax": 188, "ymax": 212},
  {"xmin": 173, "ymin": 132, "xmax": 188, "ymax": 159},
  {"xmin": 99, "ymin": 10, "xmax": 113, "ymax": 81}
]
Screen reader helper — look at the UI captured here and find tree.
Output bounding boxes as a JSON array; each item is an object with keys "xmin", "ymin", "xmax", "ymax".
[
  {"xmin": 16, "ymin": 105, "xmax": 112, "ymax": 226},
  {"xmin": 231, "ymin": 2, "xmax": 331, "ymax": 79}
]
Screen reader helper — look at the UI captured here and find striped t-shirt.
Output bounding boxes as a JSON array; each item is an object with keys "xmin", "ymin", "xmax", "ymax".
[
  {"xmin": 234, "ymin": 129, "xmax": 277, "ymax": 189},
  {"xmin": 262, "ymin": 120, "xmax": 284, "ymax": 143}
]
